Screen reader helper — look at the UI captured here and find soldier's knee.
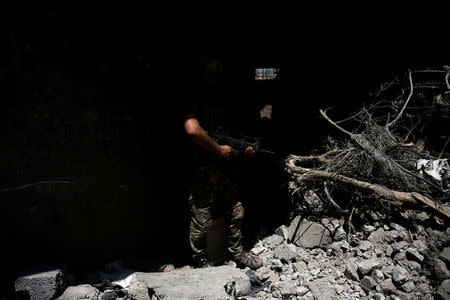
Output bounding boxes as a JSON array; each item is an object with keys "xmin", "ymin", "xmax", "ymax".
[
  {"xmin": 191, "ymin": 206, "xmax": 212, "ymax": 231},
  {"xmin": 231, "ymin": 203, "xmax": 245, "ymax": 222}
]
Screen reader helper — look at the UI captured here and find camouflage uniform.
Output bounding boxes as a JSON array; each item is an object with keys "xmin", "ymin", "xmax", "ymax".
[{"xmin": 188, "ymin": 165, "xmax": 244, "ymax": 262}]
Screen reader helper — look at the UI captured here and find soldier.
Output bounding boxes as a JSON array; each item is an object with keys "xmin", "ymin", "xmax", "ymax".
[{"xmin": 182, "ymin": 58, "xmax": 263, "ymax": 270}]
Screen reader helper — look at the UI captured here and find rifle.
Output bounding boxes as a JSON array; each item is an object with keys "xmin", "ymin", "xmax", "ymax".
[{"xmin": 207, "ymin": 128, "xmax": 276, "ymax": 156}]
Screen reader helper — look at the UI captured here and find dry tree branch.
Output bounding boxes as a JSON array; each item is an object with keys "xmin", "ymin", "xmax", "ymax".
[
  {"xmin": 286, "ymin": 157, "xmax": 450, "ymax": 219},
  {"xmin": 291, "ymin": 149, "xmax": 342, "ymax": 165}
]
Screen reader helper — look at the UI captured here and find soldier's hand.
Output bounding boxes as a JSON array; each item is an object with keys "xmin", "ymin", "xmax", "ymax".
[
  {"xmin": 217, "ymin": 145, "xmax": 235, "ymax": 160},
  {"xmin": 245, "ymin": 146, "xmax": 255, "ymax": 157}
]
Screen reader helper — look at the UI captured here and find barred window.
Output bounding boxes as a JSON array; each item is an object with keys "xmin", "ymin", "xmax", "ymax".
[{"xmin": 255, "ymin": 68, "xmax": 279, "ymax": 80}]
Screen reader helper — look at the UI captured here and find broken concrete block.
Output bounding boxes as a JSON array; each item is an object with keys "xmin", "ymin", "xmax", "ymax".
[
  {"xmin": 128, "ymin": 275, "xmax": 151, "ymax": 300},
  {"xmin": 344, "ymin": 259, "xmax": 359, "ymax": 281},
  {"xmin": 385, "ymin": 230, "xmax": 399, "ymax": 243},
  {"xmin": 360, "ymin": 276, "xmax": 377, "ymax": 292},
  {"xmin": 406, "ymin": 247, "xmax": 424, "ymax": 263},
  {"xmin": 356, "ymin": 258, "xmax": 382, "ymax": 275},
  {"xmin": 226, "ymin": 278, "xmax": 251, "ymax": 297},
  {"xmin": 363, "ymin": 225, "xmax": 376, "ymax": 233},
  {"xmin": 398, "ymin": 230, "xmax": 412, "ymax": 243},
  {"xmin": 15, "ymin": 269, "xmax": 66, "ymax": 300},
  {"xmin": 250, "ymin": 246, "xmax": 266, "ymax": 256},
  {"xmin": 56, "ymin": 284, "xmax": 99, "ymax": 300},
  {"xmin": 292, "ymin": 261, "xmax": 308, "ymax": 273},
  {"xmin": 358, "ymin": 240, "xmax": 372, "ymax": 252},
  {"xmin": 134, "ymin": 266, "xmax": 249, "ymax": 300},
  {"xmin": 389, "ymin": 223, "xmax": 405, "ymax": 231},
  {"xmin": 287, "ymin": 215, "xmax": 302, "ymax": 240},
  {"xmin": 303, "ymin": 190, "xmax": 323, "ymax": 213},
  {"xmin": 255, "ymin": 266, "xmax": 272, "ymax": 282},
  {"xmin": 440, "ymin": 247, "xmax": 450, "ymax": 264},
  {"xmin": 391, "ymin": 241, "xmax": 409, "ymax": 253},
  {"xmin": 273, "ymin": 243, "xmax": 297, "ymax": 262},
  {"xmin": 329, "ymin": 241, "xmax": 342, "ymax": 253},
  {"xmin": 307, "ymin": 277, "xmax": 335, "ymax": 300},
  {"xmin": 437, "ymin": 279, "xmax": 450, "ymax": 300},
  {"xmin": 333, "ymin": 226, "xmax": 347, "ymax": 241},
  {"xmin": 274, "ymin": 225, "xmax": 289, "ymax": 241},
  {"xmin": 401, "ymin": 280, "xmax": 415, "ymax": 293},
  {"xmin": 297, "ymin": 285, "xmax": 309, "ymax": 296},
  {"xmin": 368, "ymin": 230, "xmax": 385, "ymax": 243},
  {"xmin": 374, "ymin": 292, "xmax": 386, "ymax": 300},
  {"xmin": 99, "ymin": 290, "xmax": 117, "ymax": 300},
  {"xmin": 371, "ymin": 269, "xmax": 384, "ymax": 283},
  {"xmin": 262, "ymin": 234, "xmax": 284, "ymax": 249},
  {"xmin": 416, "ymin": 212, "xmax": 429, "ymax": 222},
  {"xmin": 385, "ymin": 245, "xmax": 393, "ymax": 257},
  {"xmin": 380, "ymin": 279, "xmax": 397, "ymax": 295},
  {"xmin": 276, "ymin": 281, "xmax": 299, "ymax": 298},
  {"xmin": 435, "ymin": 259, "xmax": 450, "ymax": 281},
  {"xmin": 392, "ymin": 265, "xmax": 411, "ymax": 284},
  {"xmin": 289, "ymin": 218, "xmax": 332, "ymax": 249}
]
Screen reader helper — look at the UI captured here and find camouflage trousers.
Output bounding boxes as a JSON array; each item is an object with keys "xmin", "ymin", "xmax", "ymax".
[{"xmin": 189, "ymin": 165, "xmax": 244, "ymax": 262}]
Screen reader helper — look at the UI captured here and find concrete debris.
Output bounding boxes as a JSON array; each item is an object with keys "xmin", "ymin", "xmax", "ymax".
[
  {"xmin": 56, "ymin": 284, "xmax": 99, "ymax": 300},
  {"xmin": 440, "ymin": 247, "xmax": 450, "ymax": 264},
  {"xmin": 358, "ymin": 240, "xmax": 372, "ymax": 252},
  {"xmin": 128, "ymin": 275, "xmax": 151, "ymax": 300},
  {"xmin": 15, "ymin": 269, "xmax": 66, "ymax": 300},
  {"xmin": 416, "ymin": 212, "xmax": 430, "ymax": 222},
  {"xmin": 17, "ymin": 211, "xmax": 449, "ymax": 299},
  {"xmin": 435, "ymin": 259, "xmax": 450, "ymax": 281},
  {"xmin": 356, "ymin": 258, "xmax": 382, "ymax": 275},
  {"xmin": 232, "ymin": 213, "xmax": 448, "ymax": 299},
  {"xmin": 255, "ymin": 266, "xmax": 272, "ymax": 282},
  {"xmin": 405, "ymin": 247, "xmax": 424, "ymax": 263},
  {"xmin": 273, "ymin": 243, "xmax": 297, "ymax": 263},
  {"xmin": 392, "ymin": 266, "xmax": 411, "ymax": 284},
  {"xmin": 344, "ymin": 259, "xmax": 359, "ymax": 281},
  {"xmin": 372, "ymin": 269, "xmax": 384, "ymax": 283},
  {"xmin": 274, "ymin": 225, "xmax": 289, "ymax": 241},
  {"xmin": 261, "ymin": 234, "xmax": 284, "ymax": 250},
  {"xmin": 288, "ymin": 217, "xmax": 332, "ymax": 249},
  {"xmin": 401, "ymin": 280, "xmax": 415, "ymax": 293},
  {"xmin": 380, "ymin": 279, "xmax": 397, "ymax": 295},
  {"xmin": 437, "ymin": 279, "xmax": 450, "ymax": 300},
  {"xmin": 360, "ymin": 276, "xmax": 377, "ymax": 292},
  {"xmin": 333, "ymin": 226, "xmax": 347, "ymax": 241},
  {"xmin": 99, "ymin": 289, "xmax": 117, "ymax": 300},
  {"xmin": 368, "ymin": 229, "xmax": 386, "ymax": 243},
  {"xmin": 135, "ymin": 265, "xmax": 249, "ymax": 299},
  {"xmin": 307, "ymin": 277, "xmax": 335, "ymax": 300}
]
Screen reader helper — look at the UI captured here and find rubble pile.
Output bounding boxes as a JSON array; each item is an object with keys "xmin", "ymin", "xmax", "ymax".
[
  {"xmin": 16, "ymin": 209, "xmax": 449, "ymax": 299},
  {"xmin": 246, "ymin": 211, "xmax": 450, "ymax": 299}
]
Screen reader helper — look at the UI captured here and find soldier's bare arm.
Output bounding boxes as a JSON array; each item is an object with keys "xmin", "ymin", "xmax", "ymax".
[{"xmin": 184, "ymin": 117, "xmax": 235, "ymax": 159}]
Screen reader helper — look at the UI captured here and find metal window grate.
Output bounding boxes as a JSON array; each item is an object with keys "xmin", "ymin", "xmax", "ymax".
[{"xmin": 255, "ymin": 68, "xmax": 279, "ymax": 80}]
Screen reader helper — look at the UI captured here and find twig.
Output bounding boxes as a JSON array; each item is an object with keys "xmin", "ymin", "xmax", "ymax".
[
  {"xmin": 347, "ymin": 207, "xmax": 355, "ymax": 235},
  {"xmin": 320, "ymin": 109, "xmax": 353, "ymax": 136},
  {"xmin": 323, "ymin": 182, "xmax": 349, "ymax": 214},
  {"xmin": 374, "ymin": 76, "xmax": 399, "ymax": 100},
  {"xmin": 387, "ymin": 69, "xmax": 414, "ymax": 128}
]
